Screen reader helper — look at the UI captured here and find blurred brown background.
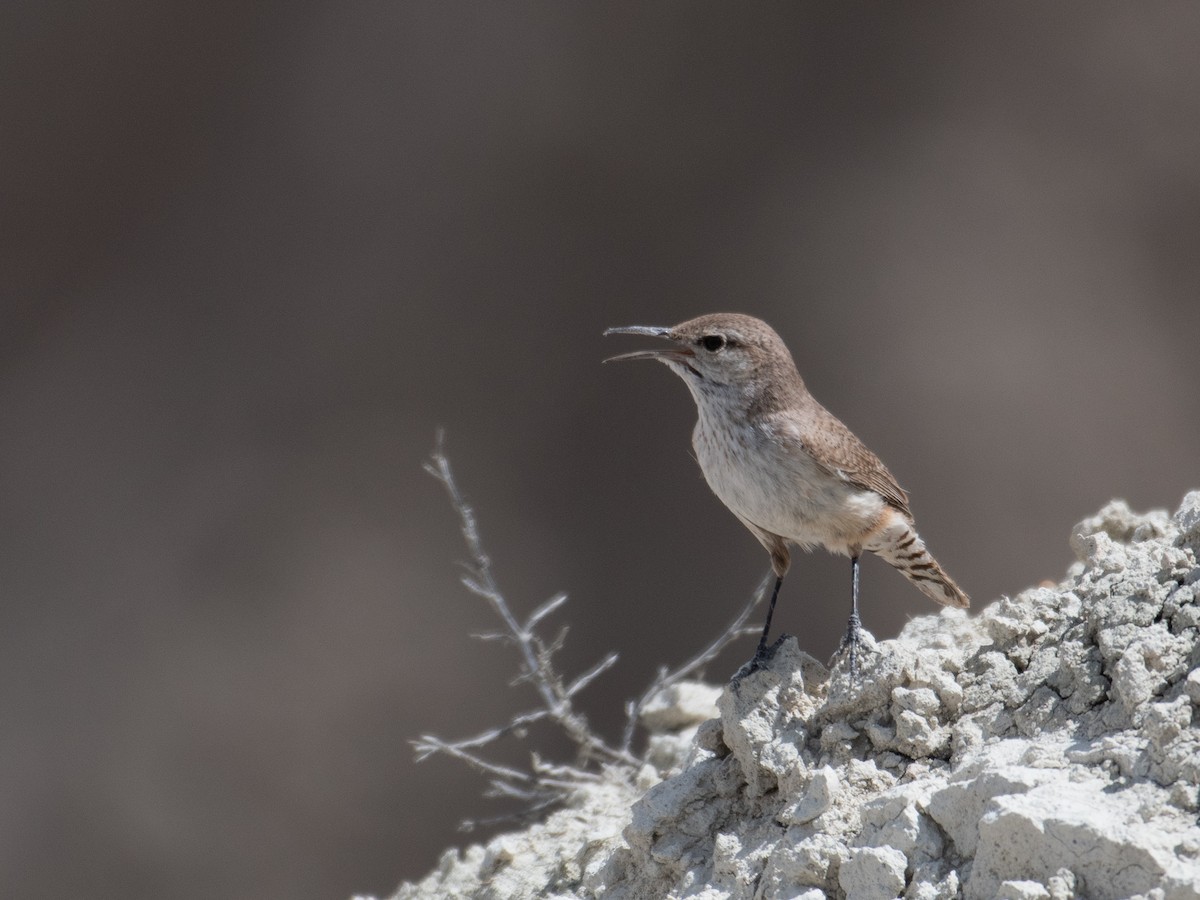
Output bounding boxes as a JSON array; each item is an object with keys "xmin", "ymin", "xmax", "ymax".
[{"xmin": 3, "ymin": 3, "xmax": 1199, "ymax": 899}]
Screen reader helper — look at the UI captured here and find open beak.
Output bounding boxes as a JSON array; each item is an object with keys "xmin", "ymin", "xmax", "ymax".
[{"xmin": 602, "ymin": 325, "xmax": 693, "ymax": 364}]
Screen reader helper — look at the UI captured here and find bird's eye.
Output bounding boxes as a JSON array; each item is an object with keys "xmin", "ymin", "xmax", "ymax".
[{"xmin": 700, "ymin": 334, "xmax": 726, "ymax": 352}]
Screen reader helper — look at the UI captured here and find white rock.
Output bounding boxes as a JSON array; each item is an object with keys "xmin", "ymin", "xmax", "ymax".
[
  {"xmin": 970, "ymin": 781, "xmax": 1200, "ymax": 900},
  {"xmin": 761, "ymin": 830, "xmax": 846, "ymax": 895},
  {"xmin": 1175, "ymin": 491, "xmax": 1200, "ymax": 546},
  {"xmin": 1185, "ymin": 668, "xmax": 1200, "ymax": 705},
  {"xmin": 389, "ymin": 494, "xmax": 1200, "ymax": 900},
  {"xmin": 839, "ymin": 846, "xmax": 908, "ymax": 900},
  {"xmin": 778, "ymin": 765, "xmax": 840, "ymax": 825},
  {"xmin": 1046, "ymin": 869, "xmax": 1077, "ymax": 900},
  {"xmin": 858, "ymin": 781, "xmax": 943, "ymax": 862},
  {"xmin": 927, "ymin": 741, "xmax": 1060, "ymax": 858},
  {"xmin": 996, "ymin": 880, "xmax": 1051, "ymax": 900},
  {"xmin": 639, "ymin": 681, "xmax": 723, "ymax": 731}
]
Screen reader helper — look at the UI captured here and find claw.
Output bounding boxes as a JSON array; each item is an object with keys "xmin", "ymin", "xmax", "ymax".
[{"xmin": 834, "ymin": 612, "xmax": 864, "ymax": 678}]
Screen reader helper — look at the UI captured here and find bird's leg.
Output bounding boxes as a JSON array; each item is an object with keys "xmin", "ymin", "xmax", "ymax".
[
  {"xmin": 836, "ymin": 555, "xmax": 864, "ymax": 675},
  {"xmin": 753, "ymin": 573, "xmax": 785, "ymax": 662}
]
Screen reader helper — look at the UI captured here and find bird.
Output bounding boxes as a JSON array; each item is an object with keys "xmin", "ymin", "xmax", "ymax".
[{"xmin": 603, "ymin": 313, "xmax": 969, "ymax": 673}]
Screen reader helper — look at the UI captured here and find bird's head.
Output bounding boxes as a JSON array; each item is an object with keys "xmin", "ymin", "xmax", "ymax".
[{"xmin": 604, "ymin": 313, "xmax": 799, "ymax": 400}]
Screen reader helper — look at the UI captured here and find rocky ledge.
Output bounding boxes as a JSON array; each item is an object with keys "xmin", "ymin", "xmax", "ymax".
[{"xmin": 383, "ymin": 493, "xmax": 1200, "ymax": 900}]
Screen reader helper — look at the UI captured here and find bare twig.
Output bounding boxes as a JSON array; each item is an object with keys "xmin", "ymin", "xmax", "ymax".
[
  {"xmin": 414, "ymin": 433, "xmax": 768, "ymax": 828},
  {"xmin": 416, "ymin": 433, "xmax": 636, "ymax": 808},
  {"xmin": 413, "ymin": 707, "xmax": 553, "ymax": 755},
  {"xmin": 526, "ymin": 593, "xmax": 568, "ymax": 630},
  {"xmin": 620, "ymin": 572, "xmax": 770, "ymax": 754},
  {"xmin": 411, "ymin": 735, "xmax": 532, "ymax": 784},
  {"xmin": 566, "ymin": 651, "xmax": 620, "ymax": 698}
]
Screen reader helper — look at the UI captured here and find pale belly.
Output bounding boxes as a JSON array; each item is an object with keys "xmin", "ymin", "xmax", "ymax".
[{"xmin": 692, "ymin": 417, "xmax": 885, "ymax": 555}]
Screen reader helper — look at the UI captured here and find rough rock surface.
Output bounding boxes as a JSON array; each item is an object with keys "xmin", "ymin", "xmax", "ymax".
[{"xmin": 381, "ymin": 494, "xmax": 1200, "ymax": 900}]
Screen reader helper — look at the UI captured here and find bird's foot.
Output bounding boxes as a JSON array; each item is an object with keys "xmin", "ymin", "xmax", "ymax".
[
  {"xmin": 738, "ymin": 635, "xmax": 787, "ymax": 677},
  {"xmin": 833, "ymin": 613, "xmax": 865, "ymax": 678}
]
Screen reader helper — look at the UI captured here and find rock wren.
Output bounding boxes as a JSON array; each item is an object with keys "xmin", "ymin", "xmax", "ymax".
[{"xmin": 604, "ymin": 312, "xmax": 969, "ymax": 671}]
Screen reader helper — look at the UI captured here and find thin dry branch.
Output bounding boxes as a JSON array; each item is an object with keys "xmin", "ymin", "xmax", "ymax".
[
  {"xmin": 411, "ymin": 735, "xmax": 532, "ymax": 784},
  {"xmin": 417, "ymin": 433, "xmax": 636, "ymax": 796},
  {"xmin": 620, "ymin": 572, "xmax": 769, "ymax": 754},
  {"xmin": 413, "ymin": 706, "xmax": 553, "ymax": 755},
  {"xmin": 415, "ymin": 433, "xmax": 767, "ymax": 828}
]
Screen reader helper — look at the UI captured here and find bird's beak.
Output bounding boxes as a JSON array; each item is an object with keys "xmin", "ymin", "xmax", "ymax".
[{"xmin": 602, "ymin": 325, "xmax": 693, "ymax": 364}]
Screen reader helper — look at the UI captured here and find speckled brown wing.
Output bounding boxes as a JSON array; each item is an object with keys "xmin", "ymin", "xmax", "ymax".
[{"xmin": 774, "ymin": 401, "xmax": 913, "ymax": 519}]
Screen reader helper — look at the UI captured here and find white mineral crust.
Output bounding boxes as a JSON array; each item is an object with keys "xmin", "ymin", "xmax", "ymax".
[{"xmin": 384, "ymin": 493, "xmax": 1200, "ymax": 899}]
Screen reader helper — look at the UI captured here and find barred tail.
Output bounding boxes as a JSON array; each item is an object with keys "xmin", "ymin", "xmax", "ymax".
[{"xmin": 865, "ymin": 510, "xmax": 970, "ymax": 609}]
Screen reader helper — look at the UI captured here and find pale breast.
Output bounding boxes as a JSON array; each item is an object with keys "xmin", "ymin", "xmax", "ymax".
[{"xmin": 691, "ymin": 412, "xmax": 885, "ymax": 555}]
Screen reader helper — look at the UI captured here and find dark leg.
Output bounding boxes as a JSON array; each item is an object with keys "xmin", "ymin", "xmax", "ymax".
[
  {"xmin": 837, "ymin": 555, "xmax": 864, "ymax": 676},
  {"xmin": 754, "ymin": 574, "xmax": 785, "ymax": 661}
]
